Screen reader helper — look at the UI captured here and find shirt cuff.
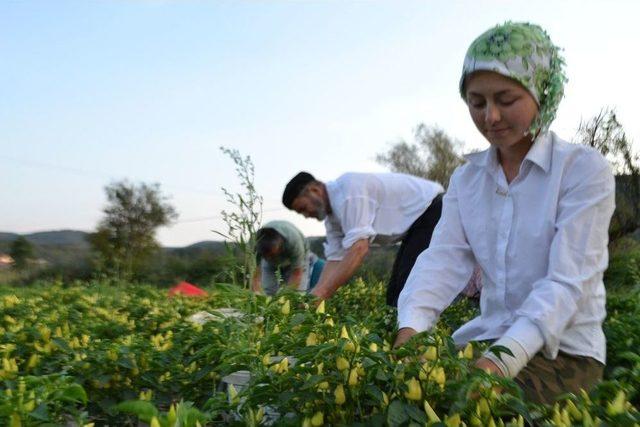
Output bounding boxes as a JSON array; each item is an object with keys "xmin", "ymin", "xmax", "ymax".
[
  {"xmin": 342, "ymin": 227, "xmax": 376, "ymax": 249},
  {"xmin": 397, "ymin": 308, "xmax": 435, "ymax": 333},
  {"xmin": 482, "ymin": 351, "xmax": 508, "ymax": 377},
  {"xmin": 502, "ymin": 316, "xmax": 545, "ymax": 360},
  {"xmin": 482, "ymin": 318, "xmax": 545, "ymax": 378}
]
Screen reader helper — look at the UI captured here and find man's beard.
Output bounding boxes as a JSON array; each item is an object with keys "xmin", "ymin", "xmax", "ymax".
[{"xmin": 313, "ymin": 199, "xmax": 327, "ymax": 221}]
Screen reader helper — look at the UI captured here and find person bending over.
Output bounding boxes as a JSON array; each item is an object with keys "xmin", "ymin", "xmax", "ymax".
[
  {"xmin": 282, "ymin": 171, "xmax": 444, "ymax": 307},
  {"xmin": 252, "ymin": 220, "xmax": 325, "ymax": 296}
]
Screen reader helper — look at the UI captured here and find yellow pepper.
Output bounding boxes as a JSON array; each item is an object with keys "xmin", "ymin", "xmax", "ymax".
[
  {"xmin": 566, "ymin": 400, "xmax": 582, "ymax": 421},
  {"xmin": 424, "ymin": 346, "xmax": 437, "ymax": 361},
  {"xmin": 311, "ymin": 411, "xmax": 324, "ymax": 427},
  {"xmin": 463, "ymin": 343, "xmax": 474, "ymax": 359},
  {"xmin": 336, "ymin": 357, "xmax": 350, "ymax": 371},
  {"xmin": 606, "ymin": 390, "xmax": 626, "ymax": 416},
  {"xmin": 306, "ymin": 333, "xmax": 318, "ymax": 346},
  {"xmin": 445, "ymin": 413, "xmax": 461, "ymax": 427},
  {"xmin": 348, "ymin": 368, "xmax": 359, "ymax": 387},
  {"xmin": 10, "ymin": 413, "xmax": 21, "ymax": 427},
  {"xmin": 404, "ymin": 377, "xmax": 422, "ymax": 401},
  {"xmin": 334, "ymin": 384, "xmax": 346, "ymax": 405},
  {"xmin": 167, "ymin": 404, "xmax": 177, "ymax": 426},
  {"xmin": 26, "ymin": 354, "xmax": 39, "ymax": 370},
  {"xmin": 281, "ymin": 300, "xmax": 290, "ymax": 315},
  {"xmin": 228, "ymin": 384, "xmax": 239, "ymax": 404},
  {"xmin": 424, "ymin": 401, "xmax": 441, "ymax": 423},
  {"xmin": 340, "ymin": 326, "xmax": 349, "ymax": 339}
]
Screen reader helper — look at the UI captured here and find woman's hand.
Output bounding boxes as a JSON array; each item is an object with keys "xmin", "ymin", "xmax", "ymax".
[
  {"xmin": 475, "ymin": 356, "xmax": 505, "ymax": 376},
  {"xmin": 393, "ymin": 327, "xmax": 418, "ymax": 348}
]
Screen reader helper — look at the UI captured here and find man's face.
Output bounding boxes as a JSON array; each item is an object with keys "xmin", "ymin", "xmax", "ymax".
[{"xmin": 291, "ymin": 188, "xmax": 327, "ymax": 221}]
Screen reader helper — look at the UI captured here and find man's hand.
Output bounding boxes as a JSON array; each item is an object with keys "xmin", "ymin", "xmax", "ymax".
[
  {"xmin": 305, "ymin": 291, "xmax": 325, "ymax": 309},
  {"xmin": 286, "ymin": 267, "xmax": 304, "ymax": 290},
  {"xmin": 467, "ymin": 357, "xmax": 505, "ymax": 400},
  {"xmin": 474, "ymin": 357, "xmax": 505, "ymax": 376},
  {"xmin": 310, "ymin": 286, "xmax": 329, "ymax": 301},
  {"xmin": 309, "ymin": 239, "xmax": 369, "ymax": 300},
  {"xmin": 393, "ymin": 327, "xmax": 418, "ymax": 348},
  {"xmin": 251, "ymin": 269, "xmax": 263, "ymax": 294}
]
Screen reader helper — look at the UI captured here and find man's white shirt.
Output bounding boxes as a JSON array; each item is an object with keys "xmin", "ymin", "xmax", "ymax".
[
  {"xmin": 323, "ymin": 173, "xmax": 443, "ymax": 261},
  {"xmin": 398, "ymin": 132, "xmax": 615, "ymax": 369}
]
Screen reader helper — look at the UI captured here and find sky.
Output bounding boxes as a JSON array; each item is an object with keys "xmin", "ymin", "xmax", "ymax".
[{"xmin": 1, "ymin": 0, "xmax": 639, "ymax": 247}]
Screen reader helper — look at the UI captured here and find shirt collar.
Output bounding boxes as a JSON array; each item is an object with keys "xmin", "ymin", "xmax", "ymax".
[
  {"xmin": 324, "ymin": 180, "xmax": 339, "ymax": 218},
  {"xmin": 464, "ymin": 145, "xmax": 499, "ymax": 171},
  {"xmin": 523, "ymin": 132, "xmax": 552, "ymax": 173},
  {"xmin": 463, "ymin": 132, "xmax": 553, "ymax": 174}
]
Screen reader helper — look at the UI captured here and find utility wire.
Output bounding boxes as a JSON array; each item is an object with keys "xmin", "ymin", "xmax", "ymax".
[
  {"xmin": 2, "ymin": 154, "xmax": 290, "ymax": 225},
  {"xmin": 0, "ymin": 155, "xmax": 225, "ymax": 198},
  {"xmin": 174, "ymin": 207, "xmax": 287, "ymax": 224}
]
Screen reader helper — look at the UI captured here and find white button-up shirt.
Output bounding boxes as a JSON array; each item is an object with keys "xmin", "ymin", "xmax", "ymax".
[
  {"xmin": 324, "ymin": 173, "xmax": 443, "ymax": 261},
  {"xmin": 398, "ymin": 132, "xmax": 615, "ymax": 363}
]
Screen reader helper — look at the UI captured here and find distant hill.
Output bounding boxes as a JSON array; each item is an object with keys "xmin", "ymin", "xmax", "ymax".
[
  {"xmin": 0, "ymin": 230, "xmax": 90, "ymax": 247},
  {"xmin": 0, "ymin": 230, "xmax": 233, "ymax": 267},
  {"xmin": 0, "ymin": 232, "xmax": 20, "ymax": 243},
  {"xmin": 28, "ymin": 230, "xmax": 91, "ymax": 247},
  {"xmin": 0, "ymin": 230, "xmax": 92, "ymax": 267},
  {"xmin": 167, "ymin": 241, "xmax": 228, "ymax": 257}
]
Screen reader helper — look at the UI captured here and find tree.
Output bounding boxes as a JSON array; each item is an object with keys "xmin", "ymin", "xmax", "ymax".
[
  {"xmin": 376, "ymin": 124, "xmax": 465, "ymax": 188},
  {"xmin": 89, "ymin": 180, "xmax": 178, "ymax": 280},
  {"xmin": 9, "ymin": 236, "xmax": 34, "ymax": 270},
  {"xmin": 575, "ymin": 108, "xmax": 640, "ymax": 241}
]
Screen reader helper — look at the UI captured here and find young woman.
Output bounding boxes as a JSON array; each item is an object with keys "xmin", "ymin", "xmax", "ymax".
[{"xmin": 394, "ymin": 22, "xmax": 615, "ymax": 404}]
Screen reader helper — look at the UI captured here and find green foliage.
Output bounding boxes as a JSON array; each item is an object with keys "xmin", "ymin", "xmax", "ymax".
[
  {"xmin": 114, "ymin": 399, "xmax": 159, "ymax": 421},
  {"xmin": 604, "ymin": 291, "xmax": 640, "ymax": 405},
  {"xmin": 144, "ymin": 249, "xmax": 239, "ymax": 287},
  {"xmin": 0, "ymin": 375, "xmax": 90, "ymax": 426},
  {"xmin": 2, "ymin": 275, "xmax": 640, "ymax": 425},
  {"xmin": 216, "ymin": 147, "xmax": 263, "ymax": 289},
  {"xmin": 88, "ymin": 180, "xmax": 178, "ymax": 280},
  {"xmin": 376, "ymin": 124, "xmax": 465, "ymax": 188},
  {"xmin": 9, "ymin": 237, "xmax": 34, "ymax": 270},
  {"xmin": 605, "ymin": 248, "xmax": 640, "ymax": 291}
]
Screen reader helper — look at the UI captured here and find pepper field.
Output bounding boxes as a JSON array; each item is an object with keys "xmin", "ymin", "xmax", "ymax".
[{"xmin": 1, "ymin": 278, "xmax": 640, "ymax": 426}]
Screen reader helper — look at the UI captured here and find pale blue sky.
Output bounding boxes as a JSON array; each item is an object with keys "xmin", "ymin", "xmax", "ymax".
[{"xmin": 2, "ymin": 0, "xmax": 638, "ymax": 246}]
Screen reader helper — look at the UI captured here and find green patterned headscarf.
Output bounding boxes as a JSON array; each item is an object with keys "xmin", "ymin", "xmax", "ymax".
[{"xmin": 459, "ymin": 22, "xmax": 567, "ymax": 135}]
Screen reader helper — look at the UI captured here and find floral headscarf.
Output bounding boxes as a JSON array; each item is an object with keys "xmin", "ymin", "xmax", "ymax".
[{"xmin": 459, "ymin": 22, "xmax": 567, "ymax": 135}]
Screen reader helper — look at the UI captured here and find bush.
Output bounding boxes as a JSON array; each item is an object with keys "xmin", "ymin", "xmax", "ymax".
[{"xmin": 605, "ymin": 247, "xmax": 640, "ymax": 291}]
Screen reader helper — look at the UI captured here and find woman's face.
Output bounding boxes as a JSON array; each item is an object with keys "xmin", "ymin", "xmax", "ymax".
[{"xmin": 465, "ymin": 71, "xmax": 539, "ymax": 151}]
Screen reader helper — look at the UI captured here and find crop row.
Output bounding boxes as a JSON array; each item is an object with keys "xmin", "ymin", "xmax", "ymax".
[{"xmin": 1, "ymin": 280, "xmax": 640, "ymax": 426}]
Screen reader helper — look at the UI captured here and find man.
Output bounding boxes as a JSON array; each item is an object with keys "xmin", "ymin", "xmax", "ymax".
[
  {"xmin": 282, "ymin": 171, "xmax": 444, "ymax": 306},
  {"xmin": 251, "ymin": 220, "xmax": 325, "ymax": 296}
]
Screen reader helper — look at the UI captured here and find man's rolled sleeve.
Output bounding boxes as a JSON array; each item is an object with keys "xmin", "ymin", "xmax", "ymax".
[
  {"xmin": 322, "ymin": 210, "xmax": 347, "ymax": 261},
  {"xmin": 323, "ymin": 236, "xmax": 345, "ymax": 261},
  {"xmin": 340, "ymin": 197, "xmax": 378, "ymax": 249}
]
